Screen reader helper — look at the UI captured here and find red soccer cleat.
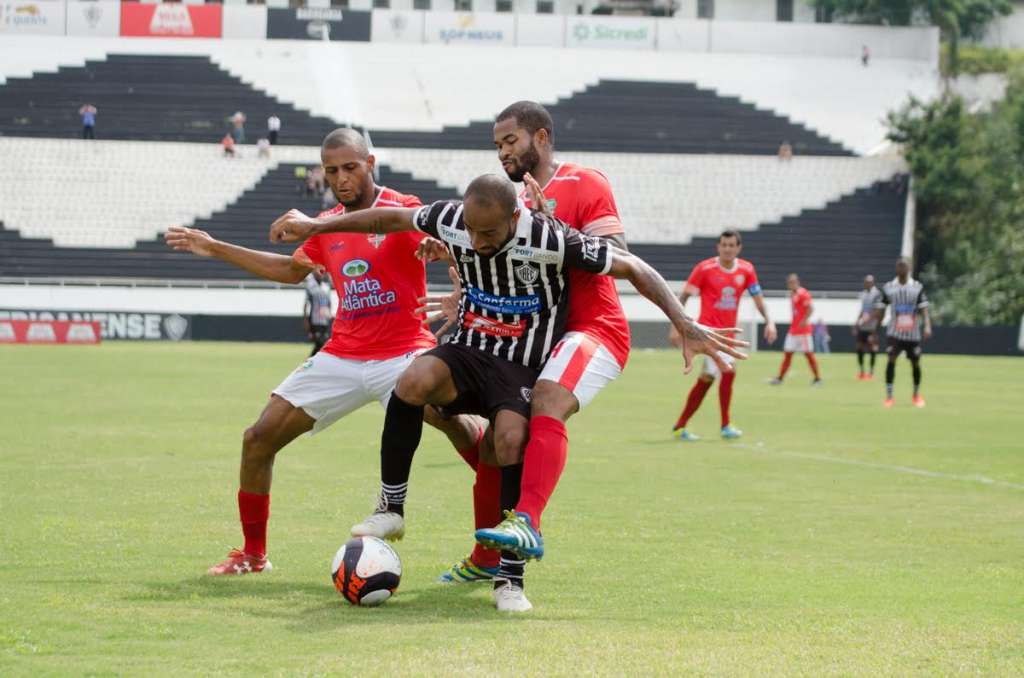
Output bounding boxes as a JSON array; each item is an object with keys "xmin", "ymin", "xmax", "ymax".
[
  {"xmin": 857, "ymin": 372, "xmax": 866, "ymax": 381},
  {"xmin": 207, "ymin": 548, "xmax": 272, "ymax": 576},
  {"xmin": 912, "ymin": 395, "xmax": 926, "ymax": 408},
  {"xmin": 883, "ymin": 397, "xmax": 895, "ymax": 409}
]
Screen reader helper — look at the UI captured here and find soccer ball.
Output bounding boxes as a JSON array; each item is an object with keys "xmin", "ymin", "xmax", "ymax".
[{"xmin": 331, "ymin": 536, "xmax": 402, "ymax": 606}]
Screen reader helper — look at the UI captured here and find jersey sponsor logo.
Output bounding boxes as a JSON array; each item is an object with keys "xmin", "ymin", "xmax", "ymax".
[
  {"xmin": 515, "ymin": 263, "xmax": 540, "ymax": 285},
  {"xmin": 462, "ymin": 311, "xmax": 526, "ymax": 338},
  {"xmin": 715, "ymin": 286, "xmax": 738, "ymax": 310},
  {"xmin": 511, "ymin": 246, "xmax": 560, "ymax": 265},
  {"xmin": 581, "ymin": 236, "xmax": 603, "ymax": 264},
  {"xmin": 341, "ymin": 259, "xmax": 371, "ymax": 278},
  {"xmin": 467, "ymin": 286, "xmax": 541, "ymax": 314},
  {"xmin": 438, "ymin": 225, "xmax": 472, "ymax": 248},
  {"xmin": 459, "ymin": 254, "xmax": 475, "ymax": 263},
  {"xmin": 340, "ymin": 277, "xmax": 397, "ymax": 311},
  {"xmin": 329, "ymin": 242, "xmax": 345, "ymax": 253}
]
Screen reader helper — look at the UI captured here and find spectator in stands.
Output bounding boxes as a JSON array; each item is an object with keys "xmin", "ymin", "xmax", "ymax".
[
  {"xmin": 813, "ymin": 318, "xmax": 831, "ymax": 354},
  {"xmin": 862, "ymin": 45, "xmax": 870, "ymax": 67},
  {"xmin": 79, "ymin": 104, "xmax": 97, "ymax": 140},
  {"xmin": 294, "ymin": 166, "xmax": 310, "ymax": 195},
  {"xmin": 257, "ymin": 137, "xmax": 271, "ymax": 159},
  {"xmin": 221, "ymin": 133, "xmax": 236, "ymax": 158},
  {"xmin": 777, "ymin": 140, "xmax": 793, "ymax": 161},
  {"xmin": 267, "ymin": 115, "xmax": 281, "ymax": 145},
  {"xmin": 230, "ymin": 111, "xmax": 246, "ymax": 144}
]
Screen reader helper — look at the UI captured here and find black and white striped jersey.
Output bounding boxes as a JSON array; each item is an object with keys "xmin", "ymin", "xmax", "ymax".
[
  {"xmin": 414, "ymin": 200, "xmax": 614, "ymax": 369},
  {"xmin": 876, "ymin": 277, "xmax": 929, "ymax": 341}
]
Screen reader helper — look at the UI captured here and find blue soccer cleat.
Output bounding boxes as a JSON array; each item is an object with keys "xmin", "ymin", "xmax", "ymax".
[
  {"xmin": 720, "ymin": 425, "xmax": 743, "ymax": 439},
  {"xmin": 437, "ymin": 555, "xmax": 499, "ymax": 584},
  {"xmin": 673, "ymin": 429, "xmax": 701, "ymax": 442},
  {"xmin": 475, "ymin": 511, "xmax": 544, "ymax": 561}
]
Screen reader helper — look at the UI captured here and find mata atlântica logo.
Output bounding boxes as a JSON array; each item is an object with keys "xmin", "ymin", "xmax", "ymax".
[{"xmin": 342, "ymin": 259, "xmax": 370, "ymax": 278}]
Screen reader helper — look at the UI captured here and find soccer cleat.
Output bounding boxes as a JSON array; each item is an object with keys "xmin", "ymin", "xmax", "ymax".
[
  {"xmin": 207, "ymin": 548, "xmax": 272, "ymax": 576},
  {"xmin": 768, "ymin": 377, "xmax": 784, "ymax": 385},
  {"xmin": 912, "ymin": 394, "xmax": 926, "ymax": 408},
  {"xmin": 437, "ymin": 556, "xmax": 499, "ymax": 584},
  {"xmin": 857, "ymin": 372, "xmax": 867, "ymax": 381},
  {"xmin": 883, "ymin": 397, "xmax": 895, "ymax": 408},
  {"xmin": 492, "ymin": 579, "xmax": 533, "ymax": 612},
  {"xmin": 811, "ymin": 379, "xmax": 823, "ymax": 387},
  {"xmin": 475, "ymin": 511, "xmax": 544, "ymax": 561},
  {"xmin": 672, "ymin": 428, "xmax": 701, "ymax": 442},
  {"xmin": 866, "ymin": 373, "xmax": 875, "ymax": 381},
  {"xmin": 351, "ymin": 512, "xmax": 405, "ymax": 541},
  {"xmin": 720, "ymin": 425, "xmax": 743, "ymax": 439}
]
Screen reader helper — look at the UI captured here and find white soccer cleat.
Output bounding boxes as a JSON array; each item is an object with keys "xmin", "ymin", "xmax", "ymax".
[
  {"xmin": 493, "ymin": 579, "xmax": 533, "ymax": 613},
  {"xmin": 350, "ymin": 512, "xmax": 405, "ymax": 541}
]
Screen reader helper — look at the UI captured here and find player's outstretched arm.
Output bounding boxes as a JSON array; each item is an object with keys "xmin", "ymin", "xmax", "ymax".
[
  {"xmin": 270, "ymin": 207, "xmax": 418, "ymax": 243},
  {"xmin": 165, "ymin": 226, "xmax": 313, "ymax": 284},
  {"xmin": 606, "ymin": 251, "xmax": 748, "ymax": 373}
]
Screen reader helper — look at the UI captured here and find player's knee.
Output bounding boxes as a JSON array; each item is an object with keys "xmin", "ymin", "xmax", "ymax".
[
  {"xmin": 494, "ymin": 427, "xmax": 527, "ymax": 467},
  {"xmin": 242, "ymin": 424, "xmax": 278, "ymax": 462},
  {"xmin": 699, "ymin": 374, "xmax": 715, "ymax": 384},
  {"xmin": 531, "ymin": 380, "xmax": 576, "ymax": 421}
]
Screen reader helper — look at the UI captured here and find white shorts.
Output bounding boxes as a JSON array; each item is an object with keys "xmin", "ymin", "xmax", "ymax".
[
  {"xmin": 784, "ymin": 333, "xmax": 814, "ymax": 353},
  {"xmin": 538, "ymin": 331, "xmax": 623, "ymax": 410},
  {"xmin": 700, "ymin": 351, "xmax": 736, "ymax": 379},
  {"xmin": 272, "ymin": 349, "xmax": 423, "ymax": 435}
]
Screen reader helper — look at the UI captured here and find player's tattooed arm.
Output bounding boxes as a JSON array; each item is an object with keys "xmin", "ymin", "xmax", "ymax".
[
  {"xmin": 606, "ymin": 251, "xmax": 748, "ymax": 374},
  {"xmin": 270, "ymin": 207, "xmax": 418, "ymax": 243}
]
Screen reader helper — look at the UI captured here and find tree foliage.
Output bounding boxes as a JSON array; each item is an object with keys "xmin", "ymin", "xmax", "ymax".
[{"xmin": 886, "ymin": 68, "xmax": 1024, "ymax": 325}]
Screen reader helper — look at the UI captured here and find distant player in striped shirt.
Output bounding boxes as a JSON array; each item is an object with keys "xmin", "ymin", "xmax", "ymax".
[
  {"xmin": 853, "ymin": 275, "xmax": 882, "ymax": 380},
  {"xmin": 877, "ymin": 257, "xmax": 932, "ymax": 408}
]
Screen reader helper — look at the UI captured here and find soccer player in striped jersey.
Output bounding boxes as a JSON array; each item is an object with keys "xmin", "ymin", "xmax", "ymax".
[
  {"xmin": 270, "ymin": 174, "xmax": 745, "ymax": 611},
  {"xmin": 854, "ymin": 275, "xmax": 883, "ymax": 380},
  {"xmin": 769, "ymin": 273, "xmax": 822, "ymax": 386},
  {"xmin": 876, "ymin": 258, "xmax": 932, "ymax": 408}
]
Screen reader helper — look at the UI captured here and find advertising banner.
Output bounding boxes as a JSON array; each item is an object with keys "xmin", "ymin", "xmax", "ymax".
[
  {"xmin": 266, "ymin": 7, "xmax": 370, "ymax": 41},
  {"xmin": 515, "ymin": 14, "xmax": 564, "ymax": 47},
  {"xmin": 66, "ymin": 0, "xmax": 121, "ymax": 37},
  {"xmin": 423, "ymin": 11, "xmax": 514, "ymax": 46},
  {"xmin": 656, "ymin": 18, "xmax": 710, "ymax": 52},
  {"xmin": 222, "ymin": 4, "xmax": 267, "ymax": 40},
  {"xmin": 565, "ymin": 16, "xmax": 655, "ymax": 50},
  {"xmin": 0, "ymin": 310, "xmax": 192, "ymax": 341},
  {"xmin": 370, "ymin": 9, "xmax": 423, "ymax": 44},
  {"xmin": 0, "ymin": 320, "xmax": 101, "ymax": 344},
  {"xmin": 120, "ymin": 2, "xmax": 222, "ymax": 38},
  {"xmin": 0, "ymin": 0, "xmax": 65, "ymax": 35}
]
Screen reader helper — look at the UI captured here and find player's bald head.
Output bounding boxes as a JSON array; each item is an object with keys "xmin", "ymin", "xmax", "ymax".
[
  {"xmin": 321, "ymin": 127, "xmax": 369, "ymax": 158},
  {"xmin": 465, "ymin": 173, "xmax": 518, "ymax": 218}
]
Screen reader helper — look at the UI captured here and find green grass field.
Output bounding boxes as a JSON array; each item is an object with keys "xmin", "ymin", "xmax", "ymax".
[{"xmin": 1, "ymin": 343, "xmax": 1022, "ymax": 676}]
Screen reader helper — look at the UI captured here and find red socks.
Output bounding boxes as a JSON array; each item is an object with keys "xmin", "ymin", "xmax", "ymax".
[
  {"xmin": 675, "ymin": 379, "xmax": 712, "ymax": 430},
  {"xmin": 456, "ymin": 425, "xmax": 485, "ymax": 471},
  {"xmin": 238, "ymin": 490, "xmax": 270, "ymax": 557},
  {"xmin": 806, "ymin": 353, "xmax": 821, "ymax": 379},
  {"xmin": 470, "ymin": 463, "xmax": 502, "ymax": 568},
  {"xmin": 515, "ymin": 416, "xmax": 568, "ymax": 530},
  {"xmin": 778, "ymin": 352, "xmax": 794, "ymax": 379},
  {"xmin": 719, "ymin": 371, "xmax": 735, "ymax": 428}
]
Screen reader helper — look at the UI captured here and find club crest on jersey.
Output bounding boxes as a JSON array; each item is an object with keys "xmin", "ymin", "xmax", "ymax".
[
  {"xmin": 515, "ymin": 263, "xmax": 540, "ymax": 285},
  {"xmin": 735, "ymin": 274, "xmax": 745, "ymax": 286},
  {"xmin": 367, "ymin": 233, "xmax": 386, "ymax": 248},
  {"xmin": 520, "ymin": 387, "xmax": 533, "ymax": 403}
]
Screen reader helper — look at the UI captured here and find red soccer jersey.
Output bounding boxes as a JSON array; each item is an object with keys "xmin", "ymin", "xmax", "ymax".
[
  {"xmin": 685, "ymin": 257, "xmax": 762, "ymax": 330},
  {"xmin": 789, "ymin": 287, "xmax": 813, "ymax": 335},
  {"xmin": 521, "ymin": 162, "xmax": 631, "ymax": 367},
  {"xmin": 297, "ymin": 188, "xmax": 435, "ymax": 361}
]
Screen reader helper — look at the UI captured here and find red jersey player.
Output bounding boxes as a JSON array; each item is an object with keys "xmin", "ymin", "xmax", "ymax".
[
  {"xmin": 422, "ymin": 102, "xmax": 745, "ymax": 584},
  {"xmin": 164, "ymin": 129, "xmax": 480, "ymax": 576},
  {"xmin": 671, "ymin": 230, "xmax": 777, "ymax": 441},
  {"xmin": 770, "ymin": 273, "xmax": 822, "ymax": 386}
]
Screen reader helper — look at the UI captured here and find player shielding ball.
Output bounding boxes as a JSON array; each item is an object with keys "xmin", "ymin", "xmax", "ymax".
[
  {"xmin": 854, "ymin": 274, "xmax": 882, "ymax": 380},
  {"xmin": 877, "ymin": 257, "xmax": 932, "ymax": 408},
  {"xmin": 270, "ymin": 174, "xmax": 747, "ymax": 611},
  {"xmin": 769, "ymin": 273, "xmax": 823, "ymax": 386},
  {"xmin": 164, "ymin": 129, "xmax": 479, "ymax": 575},
  {"xmin": 671, "ymin": 230, "xmax": 776, "ymax": 441}
]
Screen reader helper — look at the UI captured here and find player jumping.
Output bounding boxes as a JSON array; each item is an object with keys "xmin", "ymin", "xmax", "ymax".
[
  {"xmin": 769, "ymin": 273, "xmax": 822, "ymax": 386},
  {"xmin": 671, "ymin": 230, "xmax": 777, "ymax": 441},
  {"xmin": 877, "ymin": 257, "xmax": 931, "ymax": 408},
  {"xmin": 164, "ymin": 128, "xmax": 480, "ymax": 576}
]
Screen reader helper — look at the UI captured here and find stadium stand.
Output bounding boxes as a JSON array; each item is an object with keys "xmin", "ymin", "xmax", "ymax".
[
  {"xmin": 0, "ymin": 54, "xmax": 334, "ymax": 145},
  {"xmin": 370, "ymin": 80, "xmax": 853, "ymax": 156}
]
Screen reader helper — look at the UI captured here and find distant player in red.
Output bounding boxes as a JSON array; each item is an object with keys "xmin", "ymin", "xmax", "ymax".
[
  {"xmin": 164, "ymin": 128, "xmax": 479, "ymax": 575},
  {"xmin": 770, "ymin": 273, "xmax": 822, "ymax": 386},
  {"xmin": 671, "ymin": 230, "xmax": 777, "ymax": 441}
]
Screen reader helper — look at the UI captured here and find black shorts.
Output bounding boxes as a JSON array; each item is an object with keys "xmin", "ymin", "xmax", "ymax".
[
  {"xmin": 887, "ymin": 337, "xmax": 922, "ymax": 359},
  {"xmin": 426, "ymin": 342, "xmax": 538, "ymax": 421},
  {"xmin": 856, "ymin": 330, "xmax": 878, "ymax": 346}
]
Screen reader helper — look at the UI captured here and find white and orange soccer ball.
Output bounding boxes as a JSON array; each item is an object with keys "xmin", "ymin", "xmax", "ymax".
[{"xmin": 331, "ymin": 536, "xmax": 402, "ymax": 606}]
